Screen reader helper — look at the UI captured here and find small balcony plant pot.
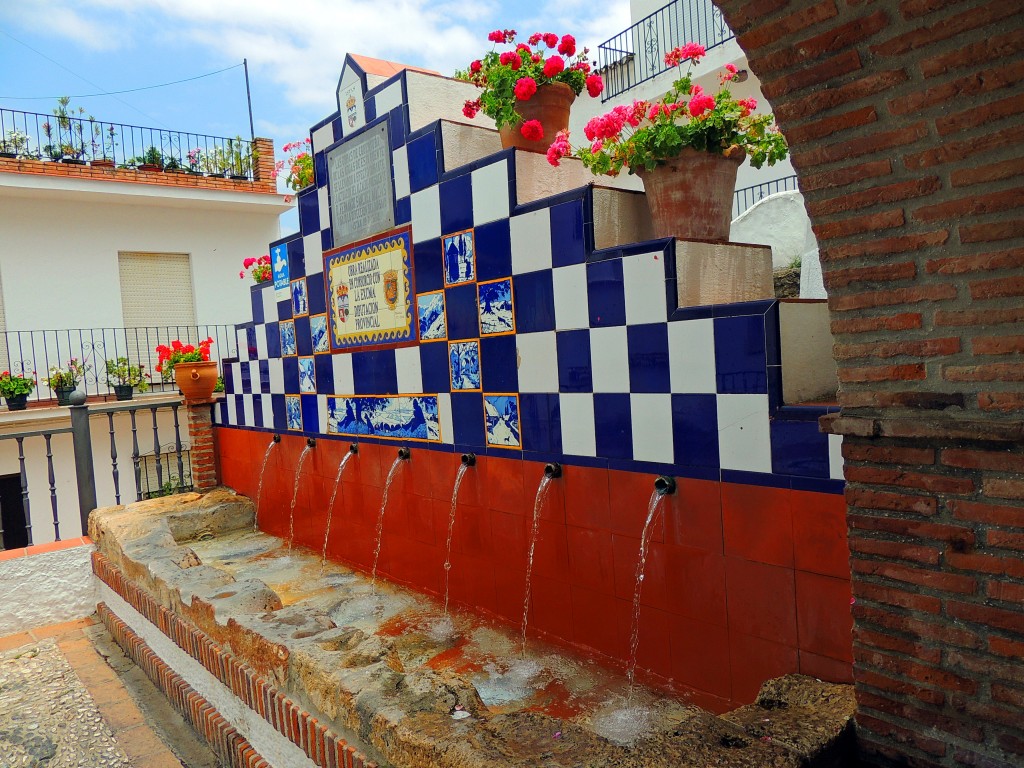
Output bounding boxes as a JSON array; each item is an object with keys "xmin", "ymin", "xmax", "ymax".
[
  {"xmin": 54, "ymin": 386, "xmax": 77, "ymax": 406},
  {"xmin": 113, "ymin": 384, "xmax": 134, "ymax": 401},
  {"xmin": 5, "ymin": 395, "xmax": 28, "ymax": 411},
  {"xmin": 174, "ymin": 360, "xmax": 218, "ymax": 401},
  {"xmin": 498, "ymin": 81, "xmax": 576, "ymax": 154}
]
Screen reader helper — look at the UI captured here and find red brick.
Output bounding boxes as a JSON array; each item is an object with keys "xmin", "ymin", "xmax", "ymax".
[
  {"xmin": 763, "ymin": 49, "xmax": 863, "ymax": 99},
  {"xmin": 960, "ymin": 218, "xmax": 1024, "ymax": 244},
  {"xmin": 986, "ymin": 478, "xmax": 1024, "ymax": 501},
  {"xmin": 854, "ymin": 581, "xmax": 942, "ymax": 614},
  {"xmin": 810, "ymin": 177, "xmax": 941, "ymax": 217},
  {"xmin": 920, "ymin": 28, "xmax": 1024, "ymax": 78},
  {"xmin": 939, "ymin": 91, "xmax": 1024, "ymax": 137},
  {"xmin": 854, "ymin": 667, "xmax": 946, "ymax": 708},
  {"xmin": 738, "ymin": 0, "xmax": 838, "ymax": 50},
  {"xmin": 777, "ymin": 69, "xmax": 910, "ymax": 123},
  {"xmin": 915, "ymin": 187, "xmax": 1024, "ymax": 223},
  {"xmin": 986, "ymin": 530, "xmax": 1024, "ymax": 552},
  {"xmin": 858, "ymin": 690, "xmax": 985, "ymax": 742},
  {"xmin": 852, "ymin": 558, "xmax": 977, "ymax": 595},
  {"xmin": 834, "ymin": 337, "xmax": 960, "ymax": 361},
  {"xmin": 852, "ymin": 604, "xmax": 982, "ymax": 649},
  {"xmin": 947, "ymin": 649, "xmax": 1024, "ymax": 686},
  {"xmin": 970, "ymin": 275, "xmax": 1024, "ymax": 300},
  {"xmin": 843, "ymin": 444, "xmax": 935, "ymax": 465},
  {"xmin": 947, "ymin": 601, "xmax": 1024, "ymax": 634},
  {"xmin": 844, "ymin": 466, "xmax": 974, "ymax": 495},
  {"xmin": 801, "ymin": 158, "xmax": 893, "ymax": 193},
  {"xmin": 799, "ymin": 122, "xmax": 927, "ymax": 169},
  {"xmin": 944, "ymin": 364, "xmax": 1024, "ymax": 383},
  {"xmin": 831, "ymin": 313, "xmax": 923, "ymax": 334},
  {"xmin": 941, "ymin": 448, "xmax": 1024, "ymax": 473},
  {"xmin": 855, "ymin": 713, "xmax": 948, "ymax": 758},
  {"xmin": 854, "ymin": 649, "xmax": 978, "ymax": 694},
  {"xmin": 838, "ymin": 363, "xmax": 926, "ymax": 383},
  {"xmin": 854, "ymin": 626, "xmax": 942, "ymax": 666},
  {"xmin": 727, "ymin": 0, "xmax": 790, "ymax": 29},
  {"xmin": 949, "ymin": 551, "xmax": 1024, "ymax": 579},
  {"xmin": 837, "ymin": 391, "xmax": 965, "ymax": 410},
  {"xmin": 905, "ymin": 124, "xmax": 1024, "ymax": 169},
  {"xmin": 980, "ymin": 391, "xmax": 1024, "ymax": 413},
  {"xmin": 848, "ymin": 536, "xmax": 941, "ymax": 565},
  {"xmin": 895, "ymin": 56, "xmax": 1024, "ymax": 116},
  {"xmin": 927, "ymin": 246, "xmax": 1024, "ymax": 275},
  {"xmin": 825, "ymin": 261, "xmax": 916, "ymax": 290},
  {"xmin": 936, "ymin": 306, "xmax": 1024, "ymax": 326},
  {"xmin": 989, "ymin": 636, "xmax": 1024, "ymax": 659},
  {"xmin": 973, "ymin": 335, "xmax": 1024, "ymax": 355},
  {"xmin": 873, "ymin": 1, "xmax": 1020, "ymax": 57},
  {"xmin": 986, "ymin": 581, "xmax": 1024, "ymax": 604},
  {"xmin": 849, "ymin": 513, "xmax": 975, "ymax": 548},
  {"xmin": 951, "ymin": 155, "xmax": 1024, "ymax": 189},
  {"xmin": 785, "ymin": 106, "xmax": 879, "ymax": 145},
  {"xmin": 829, "ymin": 283, "xmax": 957, "ymax": 312}
]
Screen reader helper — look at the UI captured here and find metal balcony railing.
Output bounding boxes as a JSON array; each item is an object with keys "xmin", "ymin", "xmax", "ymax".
[
  {"xmin": 733, "ymin": 175, "xmax": 801, "ymax": 219},
  {"xmin": 597, "ymin": 0, "xmax": 736, "ymax": 101},
  {"xmin": 0, "ymin": 107, "xmax": 254, "ymax": 179}
]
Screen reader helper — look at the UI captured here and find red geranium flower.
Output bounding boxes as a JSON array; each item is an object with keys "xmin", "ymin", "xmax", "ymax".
[
  {"xmin": 543, "ymin": 55, "xmax": 564, "ymax": 78},
  {"xmin": 543, "ymin": 32, "xmax": 558, "ymax": 48},
  {"xmin": 470, "ymin": 60, "xmax": 482, "ymax": 73},
  {"xmin": 557, "ymin": 34, "xmax": 576, "ymax": 56},
  {"xmin": 586, "ymin": 73, "xmax": 604, "ymax": 98},
  {"xmin": 520, "ymin": 120, "xmax": 544, "ymax": 141},
  {"xmin": 514, "ymin": 77, "xmax": 538, "ymax": 101}
]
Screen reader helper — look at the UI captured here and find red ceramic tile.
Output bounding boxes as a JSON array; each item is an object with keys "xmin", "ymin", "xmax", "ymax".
[
  {"xmin": 386, "ymin": 536, "xmax": 442, "ymax": 596},
  {"xmin": 611, "ymin": 535, "xmax": 670, "ymax": 611},
  {"xmin": 313, "ymin": 439, "xmax": 350, "ymax": 482},
  {"xmin": 725, "ymin": 557, "xmax": 798, "ymax": 646},
  {"xmin": 663, "ymin": 545, "xmax": 728, "ymax": 627},
  {"xmin": 564, "ymin": 464, "xmax": 611, "ymax": 530},
  {"xmin": 566, "ymin": 525, "xmax": 616, "ymax": 593},
  {"xmin": 536, "ymin": 468, "xmax": 566, "ymax": 525},
  {"xmin": 528, "ymin": 578, "xmax": 574, "ymax": 643},
  {"xmin": 448, "ymin": 551, "xmax": 497, "ymax": 614},
  {"xmin": 633, "ymin": 604, "xmax": 673, "ymax": 681},
  {"xmin": 405, "ymin": 496, "xmax": 436, "ymax": 546},
  {"xmin": 799, "ymin": 649, "xmax": 853, "ymax": 684},
  {"xmin": 485, "ymin": 455, "xmax": 526, "ymax": 515},
  {"xmin": 791, "ymin": 490, "xmax": 850, "ymax": 579},
  {"xmin": 722, "ymin": 482, "xmax": 794, "ymax": 567},
  {"xmin": 277, "ymin": 434, "xmax": 307, "ymax": 471},
  {"xmin": 490, "ymin": 509, "xmax": 529, "ymax": 571},
  {"xmin": 530, "ymin": 519, "xmax": 569, "ymax": 582},
  {"xmin": 450, "ymin": 455, "xmax": 486, "ymax": 507},
  {"xmin": 570, "ymin": 584, "xmax": 629, "ymax": 661},
  {"xmin": 348, "ymin": 442, "xmax": 385, "ymax": 487},
  {"xmin": 608, "ymin": 469, "xmax": 665, "ymax": 541},
  {"xmin": 666, "ymin": 477, "xmax": 723, "ymax": 553},
  {"xmin": 729, "ymin": 632, "xmax": 799, "ymax": 704},
  {"xmin": 795, "ymin": 570, "xmax": 854, "ymax": 663},
  {"xmin": 380, "ymin": 485, "xmax": 410, "ymax": 541},
  {"xmin": 493, "ymin": 564, "xmax": 527, "ymax": 625},
  {"xmin": 448, "ymin": 503, "xmax": 491, "ymax": 557},
  {"xmin": 669, "ymin": 615, "xmax": 732, "ymax": 701}
]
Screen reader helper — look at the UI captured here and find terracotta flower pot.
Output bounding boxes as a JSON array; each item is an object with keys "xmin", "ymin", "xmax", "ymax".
[
  {"xmin": 174, "ymin": 360, "xmax": 218, "ymax": 401},
  {"xmin": 635, "ymin": 146, "xmax": 745, "ymax": 242},
  {"xmin": 498, "ymin": 82, "xmax": 576, "ymax": 154}
]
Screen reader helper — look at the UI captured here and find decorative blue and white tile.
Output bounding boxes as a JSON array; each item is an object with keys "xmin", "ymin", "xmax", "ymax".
[
  {"xmin": 590, "ymin": 326, "xmax": 630, "ymax": 392},
  {"xmin": 449, "ymin": 340, "xmax": 481, "ymax": 391},
  {"xmin": 443, "ymin": 229, "xmax": 476, "ymax": 286},
  {"xmin": 317, "ymin": 187, "xmax": 330, "ymax": 241},
  {"xmin": 417, "ymin": 291, "xmax": 447, "ymax": 341},
  {"xmin": 280, "ymin": 321, "xmax": 297, "ymax": 356},
  {"xmin": 552, "ymin": 264, "xmax": 590, "ymax": 331},
  {"xmin": 261, "ymin": 285, "xmax": 279, "ymax": 324},
  {"xmin": 558, "ymin": 393, "xmax": 597, "ymax": 457},
  {"xmin": 285, "ymin": 395, "xmax": 303, "ymax": 431},
  {"xmin": 668, "ymin": 318, "xmax": 717, "ymax": 394},
  {"xmin": 327, "ymin": 395, "xmax": 440, "ymax": 441},
  {"xmin": 394, "ymin": 345, "xmax": 424, "ymax": 394},
  {"xmin": 514, "ymin": 331, "xmax": 557, "ymax": 392},
  {"xmin": 484, "ymin": 393, "xmax": 521, "ymax": 448},
  {"xmin": 629, "ymin": 393, "xmax": 674, "ymax": 464},
  {"xmin": 311, "ymin": 315, "xmax": 329, "ymax": 353},
  {"xmin": 716, "ymin": 394, "xmax": 772, "ymax": 473},
  {"xmin": 291, "ymin": 277, "xmax": 309, "ymax": 317},
  {"xmin": 298, "ymin": 356, "xmax": 316, "ymax": 393},
  {"xmin": 510, "ymin": 208, "xmax": 552, "ymax": 275},
  {"xmin": 478, "ymin": 278, "xmax": 514, "ymax": 336}
]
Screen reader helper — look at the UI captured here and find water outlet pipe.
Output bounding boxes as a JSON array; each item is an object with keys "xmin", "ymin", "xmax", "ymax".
[
  {"xmin": 461, "ymin": 453, "xmax": 476, "ymax": 467},
  {"xmin": 272, "ymin": 434, "xmax": 281, "ymax": 443},
  {"xmin": 654, "ymin": 475, "xmax": 677, "ymax": 495},
  {"xmin": 349, "ymin": 443, "xmax": 359, "ymax": 454},
  {"xmin": 306, "ymin": 437, "xmax": 317, "ymax": 448},
  {"xmin": 397, "ymin": 447, "xmax": 411, "ymax": 460},
  {"xmin": 544, "ymin": 462, "xmax": 562, "ymax": 479}
]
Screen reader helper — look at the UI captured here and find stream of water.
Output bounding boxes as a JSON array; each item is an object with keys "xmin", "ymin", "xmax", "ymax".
[
  {"xmin": 370, "ymin": 455, "xmax": 406, "ymax": 589},
  {"xmin": 251, "ymin": 439, "xmax": 278, "ymax": 533},
  {"xmin": 520, "ymin": 474, "xmax": 553, "ymax": 653},
  {"xmin": 442, "ymin": 463, "xmax": 470, "ymax": 615},
  {"xmin": 626, "ymin": 489, "xmax": 667, "ymax": 691},
  {"xmin": 320, "ymin": 450, "xmax": 356, "ymax": 574},
  {"xmin": 287, "ymin": 445, "xmax": 314, "ymax": 550}
]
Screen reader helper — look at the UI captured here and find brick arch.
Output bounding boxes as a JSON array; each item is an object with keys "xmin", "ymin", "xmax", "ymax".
[{"xmin": 712, "ymin": 1, "xmax": 1024, "ymax": 766}]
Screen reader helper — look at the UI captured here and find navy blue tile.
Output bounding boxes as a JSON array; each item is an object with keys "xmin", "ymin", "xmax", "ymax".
[
  {"xmin": 251, "ymin": 395, "xmax": 264, "ymax": 428},
  {"xmin": 767, "ymin": 365, "xmax": 784, "ymax": 411},
  {"xmin": 313, "ymin": 152, "xmax": 327, "ymax": 195},
  {"xmin": 332, "ymin": 118, "xmax": 343, "ymax": 142},
  {"xmin": 550, "ymin": 199, "xmax": 586, "ymax": 268},
  {"xmin": 301, "ymin": 394, "xmax": 319, "ymax": 434},
  {"xmin": 671, "ymin": 305, "xmax": 714, "ymax": 322},
  {"xmin": 671, "ymin": 394, "xmax": 719, "ymax": 468},
  {"xmin": 445, "ymin": 283, "xmax": 479, "ymax": 340},
  {"xmin": 771, "ymin": 419, "xmax": 830, "ymax": 479},
  {"xmin": 277, "ymin": 299, "xmax": 292, "ymax": 322},
  {"xmin": 388, "ymin": 107, "xmax": 406, "ymax": 149},
  {"xmin": 714, "ymin": 314, "xmax": 768, "ymax": 394},
  {"xmin": 593, "ymin": 393, "xmax": 632, "ymax": 460},
  {"xmin": 420, "ymin": 343, "xmax": 450, "ymax": 393},
  {"xmin": 440, "ymin": 174, "xmax": 473, "ymax": 235},
  {"xmin": 271, "ymin": 394, "xmax": 287, "ymax": 431},
  {"xmin": 223, "ymin": 364, "xmax": 235, "ymax": 394},
  {"xmin": 314, "ymin": 355, "xmax": 334, "ymax": 394},
  {"xmin": 627, "ymin": 323, "xmax": 671, "ymax": 393},
  {"xmin": 307, "ymin": 272, "xmax": 326, "ymax": 316},
  {"xmin": 217, "ymin": 400, "xmax": 229, "ymax": 424},
  {"xmin": 233, "ymin": 395, "xmax": 246, "ymax": 423},
  {"xmin": 451, "ymin": 392, "xmax": 485, "ymax": 447},
  {"xmin": 321, "ymin": 229, "xmax": 333, "ymax": 252},
  {"xmin": 295, "ymin": 315, "xmax": 312, "ymax": 356},
  {"xmin": 239, "ymin": 362, "xmax": 252, "ymax": 392},
  {"xmin": 513, "ymin": 270, "xmax": 556, "ymax": 333},
  {"xmin": 259, "ymin": 360, "xmax": 270, "ymax": 393},
  {"xmin": 556, "ymin": 329, "xmax": 592, "ymax": 393},
  {"xmin": 288, "ymin": 238, "xmax": 305, "ymax": 279},
  {"xmin": 352, "ymin": 350, "xmax": 399, "ymax": 394},
  {"xmin": 480, "ymin": 335, "xmax": 518, "ymax": 392},
  {"xmin": 298, "ymin": 192, "xmax": 319, "ymax": 239},
  {"xmin": 413, "ymin": 237, "xmax": 444, "ymax": 293},
  {"xmin": 244, "ymin": 327, "xmax": 258, "ymax": 359},
  {"xmin": 283, "ymin": 356, "xmax": 299, "ymax": 393},
  {"xmin": 364, "ymin": 100, "xmax": 377, "ymax": 123},
  {"xmin": 250, "ymin": 287, "xmax": 265, "ymax": 325},
  {"xmin": 265, "ymin": 322, "xmax": 281, "ymax": 358},
  {"xmin": 407, "ymin": 133, "xmax": 438, "ymax": 193},
  {"xmin": 475, "ymin": 219, "xmax": 512, "ymax": 281},
  {"xmin": 587, "ymin": 259, "xmax": 626, "ymax": 327},
  {"xmin": 721, "ymin": 468, "xmax": 791, "ymax": 490},
  {"xmin": 712, "ymin": 299, "xmax": 775, "ymax": 318},
  {"xmin": 395, "ymin": 196, "xmax": 411, "ymax": 225},
  {"xmin": 764, "ymin": 302, "xmax": 781, "ymax": 366},
  {"xmin": 791, "ymin": 477, "xmax": 845, "ymax": 495},
  {"xmin": 520, "ymin": 393, "xmax": 562, "ymax": 454}
]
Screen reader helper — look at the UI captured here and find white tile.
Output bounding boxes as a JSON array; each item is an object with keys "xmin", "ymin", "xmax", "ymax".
[
  {"xmin": 623, "ymin": 250, "xmax": 669, "ymax": 325},
  {"xmin": 552, "ymin": 264, "xmax": 589, "ymax": 330},
  {"xmin": 249, "ymin": 361, "xmax": 262, "ymax": 392},
  {"xmin": 516, "ymin": 332, "xmax": 558, "ymax": 392},
  {"xmin": 471, "ymin": 159, "xmax": 510, "ymax": 225},
  {"xmin": 394, "ymin": 346, "xmax": 423, "ymax": 393},
  {"xmin": 261, "ymin": 288, "xmax": 278, "ymax": 324},
  {"xmin": 242, "ymin": 394, "xmax": 254, "ymax": 426},
  {"xmin": 437, "ymin": 393, "xmax": 453, "ymax": 444},
  {"xmin": 392, "ymin": 145, "xmax": 410, "ymax": 200},
  {"xmin": 510, "ymin": 209, "xmax": 552, "ymax": 274},
  {"xmin": 559, "ymin": 393, "xmax": 597, "ymax": 456},
  {"xmin": 229, "ymin": 362, "xmax": 242, "ymax": 390},
  {"xmin": 268, "ymin": 358, "xmax": 284, "ymax": 393},
  {"xmin": 303, "ymin": 232, "xmax": 323, "ymax": 275},
  {"xmin": 630, "ymin": 393, "xmax": 674, "ymax": 463},
  {"xmin": 410, "ymin": 185, "xmax": 441, "ymax": 243},
  {"xmin": 311, "ymin": 123, "xmax": 334, "ymax": 154},
  {"xmin": 318, "ymin": 185, "xmax": 330, "ymax": 235},
  {"xmin": 829, "ymin": 434, "xmax": 844, "ymax": 480},
  {"xmin": 332, "ymin": 354, "xmax": 355, "ymax": 395},
  {"xmin": 717, "ymin": 394, "xmax": 772, "ymax": 474},
  {"xmin": 318, "ymin": 394, "xmax": 329, "ymax": 433},
  {"xmin": 236, "ymin": 330, "xmax": 249, "ymax": 361},
  {"xmin": 590, "ymin": 326, "xmax": 630, "ymax": 392},
  {"xmin": 255, "ymin": 326, "xmax": 268, "ymax": 359},
  {"xmin": 668, "ymin": 319, "xmax": 717, "ymax": 394},
  {"xmin": 226, "ymin": 395, "xmax": 237, "ymax": 425},
  {"xmin": 374, "ymin": 81, "xmax": 403, "ymax": 115},
  {"xmin": 261, "ymin": 395, "xmax": 274, "ymax": 429}
]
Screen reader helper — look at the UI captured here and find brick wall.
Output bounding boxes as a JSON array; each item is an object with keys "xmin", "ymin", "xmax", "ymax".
[
  {"xmin": 187, "ymin": 401, "xmax": 220, "ymax": 491},
  {"xmin": 714, "ymin": 1, "xmax": 1024, "ymax": 766}
]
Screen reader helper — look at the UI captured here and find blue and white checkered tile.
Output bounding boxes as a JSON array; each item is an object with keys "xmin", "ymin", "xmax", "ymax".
[{"xmin": 303, "ymin": 232, "xmax": 323, "ymax": 276}]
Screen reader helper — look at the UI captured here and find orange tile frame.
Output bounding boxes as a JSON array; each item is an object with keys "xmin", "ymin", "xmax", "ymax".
[{"xmin": 217, "ymin": 426, "xmax": 853, "ymax": 712}]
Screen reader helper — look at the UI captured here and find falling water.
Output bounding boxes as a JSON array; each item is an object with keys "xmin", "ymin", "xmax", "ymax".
[
  {"xmin": 370, "ymin": 455, "xmax": 406, "ymax": 589},
  {"xmin": 252, "ymin": 439, "xmax": 279, "ymax": 533},
  {"xmin": 626, "ymin": 490, "xmax": 667, "ymax": 691},
  {"xmin": 442, "ymin": 463, "xmax": 470, "ymax": 615},
  {"xmin": 287, "ymin": 445, "xmax": 314, "ymax": 550},
  {"xmin": 520, "ymin": 475, "xmax": 553, "ymax": 653},
  {"xmin": 320, "ymin": 451, "xmax": 356, "ymax": 574}
]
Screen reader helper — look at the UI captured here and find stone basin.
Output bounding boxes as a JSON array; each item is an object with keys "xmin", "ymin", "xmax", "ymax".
[{"xmin": 89, "ymin": 490, "xmax": 856, "ymax": 768}]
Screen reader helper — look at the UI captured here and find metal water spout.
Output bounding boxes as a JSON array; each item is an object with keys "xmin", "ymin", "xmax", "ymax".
[
  {"xmin": 543, "ymin": 462, "xmax": 562, "ymax": 479},
  {"xmin": 654, "ymin": 475, "xmax": 676, "ymax": 495},
  {"xmin": 272, "ymin": 434, "xmax": 281, "ymax": 443},
  {"xmin": 461, "ymin": 453, "xmax": 476, "ymax": 467},
  {"xmin": 397, "ymin": 447, "xmax": 411, "ymax": 460},
  {"xmin": 306, "ymin": 437, "xmax": 317, "ymax": 448},
  {"xmin": 349, "ymin": 443, "xmax": 359, "ymax": 454}
]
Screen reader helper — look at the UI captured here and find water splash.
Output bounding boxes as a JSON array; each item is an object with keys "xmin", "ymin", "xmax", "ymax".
[
  {"xmin": 320, "ymin": 451, "xmax": 356, "ymax": 574},
  {"xmin": 442, "ymin": 463, "xmax": 470, "ymax": 615},
  {"xmin": 626, "ymin": 490, "xmax": 667, "ymax": 690},
  {"xmin": 252, "ymin": 439, "xmax": 279, "ymax": 533},
  {"xmin": 520, "ymin": 474, "xmax": 553, "ymax": 653},
  {"xmin": 370, "ymin": 455, "xmax": 406, "ymax": 589},
  {"xmin": 287, "ymin": 445, "xmax": 314, "ymax": 550}
]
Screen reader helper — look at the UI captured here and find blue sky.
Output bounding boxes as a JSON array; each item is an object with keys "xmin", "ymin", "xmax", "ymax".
[{"xmin": 0, "ymin": 0, "xmax": 632, "ymax": 185}]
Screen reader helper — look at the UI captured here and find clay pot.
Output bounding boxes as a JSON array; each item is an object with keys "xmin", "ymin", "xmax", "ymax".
[
  {"xmin": 174, "ymin": 360, "xmax": 218, "ymax": 401},
  {"xmin": 498, "ymin": 82, "xmax": 576, "ymax": 154},
  {"xmin": 635, "ymin": 146, "xmax": 745, "ymax": 242}
]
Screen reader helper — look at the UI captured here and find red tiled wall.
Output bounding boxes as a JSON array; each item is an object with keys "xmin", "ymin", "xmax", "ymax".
[{"xmin": 218, "ymin": 427, "xmax": 853, "ymax": 711}]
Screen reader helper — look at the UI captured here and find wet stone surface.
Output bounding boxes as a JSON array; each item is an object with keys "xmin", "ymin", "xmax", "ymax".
[{"xmin": 0, "ymin": 639, "xmax": 131, "ymax": 768}]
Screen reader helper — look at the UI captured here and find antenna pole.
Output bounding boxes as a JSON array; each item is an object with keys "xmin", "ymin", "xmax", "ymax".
[{"xmin": 244, "ymin": 58, "xmax": 255, "ymax": 140}]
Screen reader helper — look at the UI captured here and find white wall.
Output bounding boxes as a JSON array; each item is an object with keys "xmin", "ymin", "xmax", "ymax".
[{"xmin": 0, "ymin": 543, "xmax": 95, "ymax": 634}]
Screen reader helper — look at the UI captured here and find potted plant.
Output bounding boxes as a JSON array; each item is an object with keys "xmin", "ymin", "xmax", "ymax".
[
  {"xmin": 46, "ymin": 358, "xmax": 89, "ymax": 406},
  {"xmin": 547, "ymin": 43, "xmax": 789, "ymax": 241},
  {"xmin": 1, "ymin": 129, "xmax": 32, "ymax": 159},
  {"xmin": 156, "ymin": 338, "xmax": 217, "ymax": 400},
  {"xmin": 224, "ymin": 136, "xmax": 252, "ymax": 179},
  {"xmin": 239, "ymin": 254, "xmax": 272, "ymax": 283},
  {"xmin": 134, "ymin": 146, "xmax": 165, "ymax": 171},
  {"xmin": 186, "ymin": 147, "xmax": 204, "ymax": 174},
  {"xmin": 0, "ymin": 371, "xmax": 35, "ymax": 411},
  {"xmin": 456, "ymin": 29, "xmax": 604, "ymax": 152},
  {"xmin": 105, "ymin": 357, "xmax": 150, "ymax": 401},
  {"xmin": 272, "ymin": 139, "xmax": 314, "ymax": 191}
]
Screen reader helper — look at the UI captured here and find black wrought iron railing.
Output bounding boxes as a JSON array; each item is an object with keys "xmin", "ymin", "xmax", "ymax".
[
  {"xmin": 0, "ymin": 325, "xmax": 237, "ymax": 404},
  {"xmin": 597, "ymin": 0, "xmax": 736, "ymax": 100},
  {"xmin": 0, "ymin": 107, "xmax": 255, "ymax": 179},
  {"xmin": 733, "ymin": 175, "xmax": 801, "ymax": 219}
]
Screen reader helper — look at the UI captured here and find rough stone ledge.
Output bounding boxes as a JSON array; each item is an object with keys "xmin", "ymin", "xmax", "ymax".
[{"xmin": 820, "ymin": 410, "xmax": 1024, "ymax": 442}]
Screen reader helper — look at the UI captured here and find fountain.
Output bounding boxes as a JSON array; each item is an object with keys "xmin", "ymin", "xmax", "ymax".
[
  {"xmin": 251, "ymin": 434, "xmax": 280, "ymax": 533},
  {"xmin": 520, "ymin": 462, "xmax": 561, "ymax": 652},
  {"xmin": 442, "ymin": 453, "xmax": 476, "ymax": 615},
  {"xmin": 287, "ymin": 438, "xmax": 316, "ymax": 550},
  {"xmin": 320, "ymin": 443, "xmax": 359, "ymax": 574},
  {"xmin": 370, "ymin": 447, "xmax": 410, "ymax": 588}
]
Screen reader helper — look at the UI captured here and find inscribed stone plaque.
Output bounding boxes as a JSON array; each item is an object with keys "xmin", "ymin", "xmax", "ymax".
[{"xmin": 327, "ymin": 123, "xmax": 394, "ymax": 249}]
